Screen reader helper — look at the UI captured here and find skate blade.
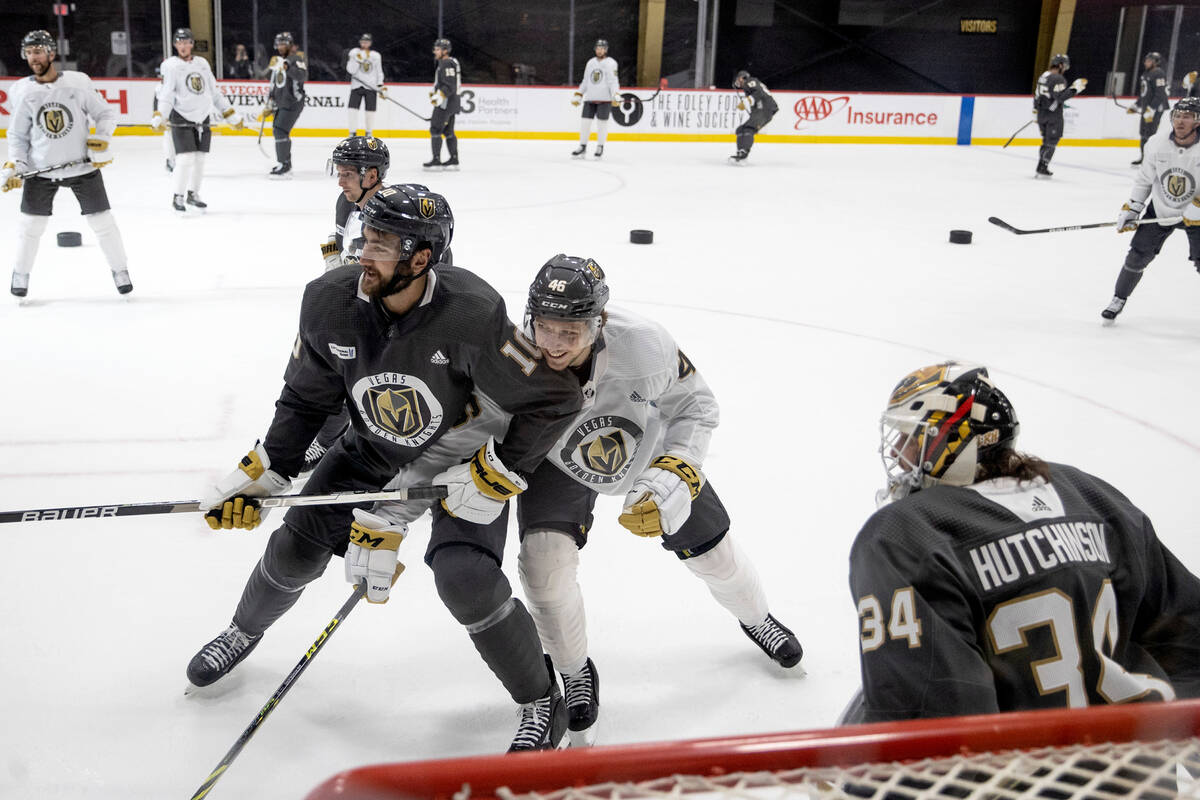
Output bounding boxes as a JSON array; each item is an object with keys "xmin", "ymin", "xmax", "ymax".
[{"xmin": 567, "ymin": 720, "xmax": 599, "ymax": 748}]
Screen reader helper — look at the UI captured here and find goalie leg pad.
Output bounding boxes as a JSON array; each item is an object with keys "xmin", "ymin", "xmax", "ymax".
[
  {"xmin": 681, "ymin": 533, "xmax": 770, "ymax": 627},
  {"xmin": 518, "ymin": 529, "xmax": 588, "ymax": 675}
]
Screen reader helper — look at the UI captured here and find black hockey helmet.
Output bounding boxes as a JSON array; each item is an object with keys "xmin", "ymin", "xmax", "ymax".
[
  {"xmin": 1049, "ymin": 53, "xmax": 1069, "ymax": 70},
  {"xmin": 526, "ymin": 255, "xmax": 610, "ymax": 321},
  {"xmin": 329, "ymin": 135, "xmax": 390, "ymax": 179},
  {"xmin": 1145, "ymin": 51, "xmax": 1163, "ymax": 65},
  {"xmin": 733, "ymin": 70, "xmax": 750, "ymax": 88},
  {"xmin": 21, "ymin": 30, "xmax": 55, "ymax": 58},
  {"xmin": 361, "ymin": 183, "xmax": 454, "ymax": 264},
  {"xmin": 594, "ymin": 39, "xmax": 609, "ymax": 50},
  {"xmin": 433, "ymin": 38, "xmax": 451, "ymax": 53},
  {"xmin": 880, "ymin": 362, "xmax": 1019, "ymax": 498},
  {"xmin": 173, "ymin": 27, "xmax": 194, "ymax": 42},
  {"xmin": 274, "ymin": 31, "xmax": 294, "ymax": 47},
  {"xmin": 359, "ymin": 33, "xmax": 373, "ymax": 43}
]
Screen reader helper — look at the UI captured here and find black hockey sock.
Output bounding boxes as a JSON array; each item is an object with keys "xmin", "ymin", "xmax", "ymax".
[
  {"xmin": 446, "ymin": 135, "xmax": 458, "ymax": 158},
  {"xmin": 1114, "ymin": 268, "xmax": 1144, "ymax": 299},
  {"xmin": 1039, "ymin": 144, "xmax": 1055, "ymax": 166},
  {"xmin": 468, "ymin": 598, "xmax": 552, "ymax": 704},
  {"xmin": 275, "ymin": 138, "xmax": 292, "ymax": 165},
  {"xmin": 736, "ymin": 131, "xmax": 755, "ymax": 154},
  {"xmin": 431, "ymin": 136, "xmax": 443, "ymax": 159},
  {"xmin": 233, "ymin": 526, "xmax": 331, "ymax": 635}
]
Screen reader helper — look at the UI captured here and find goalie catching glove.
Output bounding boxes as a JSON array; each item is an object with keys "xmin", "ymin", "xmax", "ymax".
[
  {"xmin": 201, "ymin": 441, "xmax": 292, "ymax": 530},
  {"xmin": 1116, "ymin": 199, "xmax": 1144, "ymax": 233},
  {"xmin": 618, "ymin": 455, "xmax": 703, "ymax": 537},
  {"xmin": 346, "ymin": 508, "xmax": 407, "ymax": 603},
  {"xmin": 432, "ymin": 436, "xmax": 526, "ymax": 524}
]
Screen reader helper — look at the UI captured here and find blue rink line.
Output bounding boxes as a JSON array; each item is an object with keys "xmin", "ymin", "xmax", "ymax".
[{"xmin": 957, "ymin": 96, "xmax": 974, "ymax": 145}]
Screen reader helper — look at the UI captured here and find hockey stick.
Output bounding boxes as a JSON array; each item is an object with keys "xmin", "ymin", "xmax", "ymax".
[
  {"xmin": 255, "ymin": 110, "xmax": 272, "ymax": 160},
  {"xmin": 189, "ymin": 580, "xmax": 371, "ymax": 800},
  {"xmin": 14, "ymin": 158, "xmax": 91, "ymax": 180},
  {"xmin": 1002, "ymin": 119, "xmax": 1036, "ymax": 148},
  {"xmin": 352, "ymin": 75, "xmax": 431, "ymax": 122},
  {"xmin": 0, "ymin": 485, "xmax": 447, "ymax": 524},
  {"xmin": 639, "ymin": 77, "xmax": 668, "ymax": 103},
  {"xmin": 988, "ymin": 215, "xmax": 1182, "ymax": 235},
  {"xmin": 1110, "ymin": 92, "xmax": 1135, "ymax": 112}
]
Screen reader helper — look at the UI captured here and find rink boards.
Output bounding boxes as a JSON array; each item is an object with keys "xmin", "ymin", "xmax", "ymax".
[{"xmin": 0, "ymin": 78, "xmax": 1148, "ymax": 146}]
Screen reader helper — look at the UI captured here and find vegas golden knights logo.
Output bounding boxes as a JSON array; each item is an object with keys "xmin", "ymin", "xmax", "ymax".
[
  {"xmin": 591, "ymin": 69, "xmax": 602, "ymax": 83},
  {"xmin": 889, "ymin": 364, "xmax": 948, "ymax": 406},
  {"xmin": 585, "ymin": 259, "xmax": 604, "ymax": 279},
  {"xmin": 677, "ymin": 349, "xmax": 695, "ymax": 380},
  {"xmin": 187, "ymin": 73, "xmax": 204, "ymax": 93},
  {"xmin": 43, "ymin": 108, "xmax": 64, "ymax": 133},
  {"xmin": 581, "ymin": 432, "xmax": 629, "ymax": 476},
  {"xmin": 1168, "ymin": 174, "xmax": 1187, "ymax": 199},
  {"xmin": 367, "ymin": 386, "xmax": 425, "ymax": 438},
  {"xmin": 418, "ymin": 197, "xmax": 436, "ymax": 218}
]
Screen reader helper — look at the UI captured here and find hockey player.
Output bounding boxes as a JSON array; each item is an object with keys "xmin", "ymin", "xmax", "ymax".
[
  {"xmin": 369, "ymin": 255, "xmax": 803, "ymax": 747},
  {"xmin": 3, "ymin": 30, "xmax": 132, "ymax": 298},
  {"xmin": 571, "ymin": 39, "xmax": 620, "ymax": 158},
  {"xmin": 1033, "ymin": 54, "xmax": 1086, "ymax": 177},
  {"xmin": 426, "ymin": 38, "xmax": 461, "ymax": 169},
  {"xmin": 730, "ymin": 70, "xmax": 778, "ymax": 163},
  {"xmin": 843, "ymin": 362, "xmax": 1200, "ymax": 723},
  {"xmin": 1100, "ymin": 96, "xmax": 1200, "ymax": 322},
  {"xmin": 153, "ymin": 64, "xmax": 176, "ymax": 172},
  {"xmin": 1130, "ymin": 51, "xmax": 1169, "ymax": 165},
  {"xmin": 186, "ymin": 184, "xmax": 583, "ymax": 753},
  {"xmin": 153, "ymin": 28, "xmax": 244, "ymax": 212},
  {"xmin": 261, "ymin": 31, "xmax": 307, "ymax": 177},
  {"xmin": 346, "ymin": 33, "xmax": 385, "ymax": 137}
]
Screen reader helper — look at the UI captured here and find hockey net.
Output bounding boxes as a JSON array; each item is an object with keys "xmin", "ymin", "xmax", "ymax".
[{"xmin": 306, "ymin": 699, "xmax": 1200, "ymax": 800}]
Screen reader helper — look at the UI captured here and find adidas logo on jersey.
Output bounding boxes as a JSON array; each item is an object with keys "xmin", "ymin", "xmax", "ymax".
[
  {"xmin": 629, "ymin": 390, "xmax": 647, "ymax": 403},
  {"xmin": 1031, "ymin": 496, "xmax": 1052, "ymax": 512},
  {"xmin": 430, "ymin": 350, "xmax": 449, "ymax": 365}
]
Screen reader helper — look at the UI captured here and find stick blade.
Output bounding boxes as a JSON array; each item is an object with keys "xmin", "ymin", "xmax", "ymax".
[{"xmin": 987, "ymin": 216, "xmax": 1020, "ymax": 234}]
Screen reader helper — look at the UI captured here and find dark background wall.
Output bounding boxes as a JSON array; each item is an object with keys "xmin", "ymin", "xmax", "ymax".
[{"xmin": 1, "ymin": 0, "xmax": 1196, "ymax": 97}]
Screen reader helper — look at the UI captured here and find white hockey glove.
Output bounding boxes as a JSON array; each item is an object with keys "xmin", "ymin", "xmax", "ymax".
[
  {"xmin": 345, "ymin": 508, "xmax": 407, "ymax": 603},
  {"xmin": 378, "ymin": 85, "xmax": 388, "ymax": 98},
  {"xmin": 618, "ymin": 455, "xmax": 703, "ymax": 538},
  {"xmin": 1185, "ymin": 71, "xmax": 1198, "ymax": 91},
  {"xmin": 201, "ymin": 441, "xmax": 292, "ymax": 530},
  {"xmin": 1144, "ymin": 108, "xmax": 1156, "ymax": 123},
  {"xmin": 221, "ymin": 108, "xmax": 244, "ymax": 130},
  {"xmin": 150, "ymin": 111, "xmax": 165, "ymax": 132},
  {"xmin": 433, "ymin": 437, "xmax": 527, "ymax": 524},
  {"xmin": 86, "ymin": 136, "xmax": 113, "ymax": 168},
  {"xmin": 611, "ymin": 96, "xmax": 621, "ymax": 107},
  {"xmin": 1117, "ymin": 200, "xmax": 1144, "ymax": 233},
  {"xmin": 1070, "ymin": 78, "xmax": 1087, "ymax": 93},
  {"xmin": 430, "ymin": 89, "xmax": 447, "ymax": 108},
  {"xmin": 320, "ymin": 235, "xmax": 341, "ymax": 270},
  {"xmin": 571, "ymin": 91, "xmax": 582, "ymax": 107},
  {"xmin": 1127, "ymin": 105, "xmax": 1140, "ymax": 115},
  {"xmin": 1, "ymin": 161, "xmax": 22, "ymax": 193}
]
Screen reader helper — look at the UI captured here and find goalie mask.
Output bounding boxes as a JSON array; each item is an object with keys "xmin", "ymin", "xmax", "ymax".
[{"xmin": 879, "ymin": 362, "xmax": 1019, "ymax": 499}]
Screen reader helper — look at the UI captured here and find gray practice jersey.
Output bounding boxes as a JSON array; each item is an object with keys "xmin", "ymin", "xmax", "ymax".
[{"xmin": 6, "ymin": 71, "xmax": 115, "ymax": 180}]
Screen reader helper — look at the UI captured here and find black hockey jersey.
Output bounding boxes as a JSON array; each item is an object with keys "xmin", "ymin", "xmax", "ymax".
[
  {"xmin": 1137, "ymin": 67, "xmax": 1168, "ymax": 112},
  {"xmin": 269, "ymin": 52, "xmax": 307, "ymax": 110},
  {"xmin": 739, "ymin": 75, "xmax": 778, "ymax": 116},
  {"xmin": 432, "ymin": 56, "xmax": 461, "ymax": 114},
  {"xmin": 849, "ymin": 463, "xmax": 1200, "ymax": 722},
  {"xmin": 1034, "ymin": 71, "xmax": 1077, "ymax": 119},
  {"xmin": 261, "ymin": 264, "xmax": 582, "ymax": 478}
]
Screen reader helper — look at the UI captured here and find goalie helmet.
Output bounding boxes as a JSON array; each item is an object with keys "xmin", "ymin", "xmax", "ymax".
[
  {"xmin": 173, "ymin": 27, "xmax": 194, "ymax": 42},
  {"xmin": 329, "ymin": 135, "xmax": 390, "ymax": 180},
  {"xmin": 274, "ymin": 31, "xmax": 294, "ymax": 47},
  {"xmin": 361, "ymin": 183, "xmax": 453, "ymax": 264},
  {"xmin": 21, "ymin": 30, "xmax": 55, "ymax": 58},
  {"xmin": 879, "ymin": 362, "xmax": 1018, "ymax": 499},
  {"xmin": 1049, "ymin": 53, "xmax": 1069, "ymax": 70}
]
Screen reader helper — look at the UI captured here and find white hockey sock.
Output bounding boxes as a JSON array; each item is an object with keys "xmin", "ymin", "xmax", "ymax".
[
  {"xmin": 84, "ymin": 210, "xmax": 129, "ymax": 271},
  {"xmin": 347, "ymin": 106, "xmax": 358, "ymax": 134},
  {"xmin": 187, "ymin": 152, "xmax": 206, "ymax": 194},
  {"xmin": 518, "ymin": 530, "xmax": 588, "ymax": 675},
  {"xmin": 682, "ymin": 534, "xmax": 769, "ymax": 627},
  {"xmin": 579, "ymin": 117, "xmax": 592, "ymax": 146},
  {"xmin": 15, "ymin": 213, "xmax": 49, "ymax": 275},
  {"xmin": 172, "ymin": 152, "xmax": 193, "ymax": 195},
  {"xmin": 596, "ymin": 118, "xmax": 610, "ymax": 145},
  {"xmin": 162, "ymin": 131, "xmax": 176, "ymax": 160},
  {"xmin": 364, "ymin": 111, "xmax": 375, "ymax": 135}
]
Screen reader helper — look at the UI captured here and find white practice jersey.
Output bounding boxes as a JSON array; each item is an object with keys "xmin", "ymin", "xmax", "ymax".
[
  {"xmin": 578, "ymin": 56, "xmax": 620, "ymax": 103},
  {"xmin": 377, "ymin": 306, "xmax": 718, "ymax": 522},
  {"xmin": 157, "ymin": 55, "xmax": 232, "ymax": 124},
  {"xmin": 1130, "ymin": 128, "xmax": 1200, "ymax": 225},
  {"xmin": 340, "ymin": 208, "xmax": 364, "ymax": 263},
  {"xmin": 347, "ymin": 48, "xmax": 384, "ymax": 89},
  {"xmin": 6, "ymin": 71, "xmax": 115, "ymax": 180}
]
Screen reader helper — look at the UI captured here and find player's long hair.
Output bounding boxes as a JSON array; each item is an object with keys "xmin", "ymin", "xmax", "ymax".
[{"xmin": 975, "ymin": 448, "xmax": 1051, "ymax": 484}]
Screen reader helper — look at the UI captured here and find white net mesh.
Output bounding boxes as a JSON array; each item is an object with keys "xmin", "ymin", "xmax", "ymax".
[{"xmin": 485, "ymin": 738, "xmax": 1200, "ymax": 800}]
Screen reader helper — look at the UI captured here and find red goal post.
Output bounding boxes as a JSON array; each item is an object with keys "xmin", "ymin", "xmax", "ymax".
[{"xmin": 306, "ymin": 699, "xmax": 1200, "ymax": 800}]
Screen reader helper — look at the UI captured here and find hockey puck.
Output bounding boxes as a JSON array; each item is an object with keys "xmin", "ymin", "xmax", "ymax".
[
  {"xmin": 949, "ymin": 229, "xmax": 973, "ymax": 245},
  {"xmin": 57, "ymin": 231, "xmax": 82, "ymax": 247},
  {"xmin": 630, "ymin": 229, "xmax": 654, "ymax": 245}
]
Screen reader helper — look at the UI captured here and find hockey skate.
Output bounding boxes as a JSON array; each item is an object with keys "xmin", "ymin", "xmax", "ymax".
[
  {"xmin": 422, "ymin": 157, "xmax": 443, "ymax": 169},
  {"xmin": 593, "ymin": 145, "xmax": 604, "ymax": 158},
  {"xmin": 508, "ymin": 656, "xmax": 569, "ymax": 751},
  {"xmin": 10, "ymin": 271, "xmax": 29, "ymax": 298},
  {"xmin": 442, "ymin": 156, "xmax": 460, "ymax": 170},
  {"xmin": 269, "ymin": 162, "xmax": 292, "ymax": 178},
  {"xmin": 728, "ymin": 149, "xmax": 749, "ymax": 164},
  {"xmin": 560, "ymin": 658, "xmax": 599, "ymax": 747},
  {"xmin": 112, "ymin": 270, "xmax": 133, "ymax": 295},
  {"xmin": 1035, "ymin": 163, "xmax": 1053, "ymax": 178},
  {"xmin": 186, "ymin": 191, "xmax": 207, "ymax": 209},
  {"xmin": 187, "ymin": 622, "xmax": 262, "ymax": 688},
  {"xmin": 741, "ymin": 614, "xmax": 804, "ymax": 668},
  {"xmin": 172, "ymin": 194, "xmax": 186, "ymax": 212},
  {"xmin": 571, "ymin": 144, "xmax": 586, "ymax": 157},
  {"xmin": 1101, "ymin": 295, "xmax": 1126, "ymax": 322}
]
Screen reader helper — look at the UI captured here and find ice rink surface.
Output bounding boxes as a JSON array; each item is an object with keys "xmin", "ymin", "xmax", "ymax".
[{"xmin": 2, "ymin": 134, "xmax": 1199, "ymax": 799}]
